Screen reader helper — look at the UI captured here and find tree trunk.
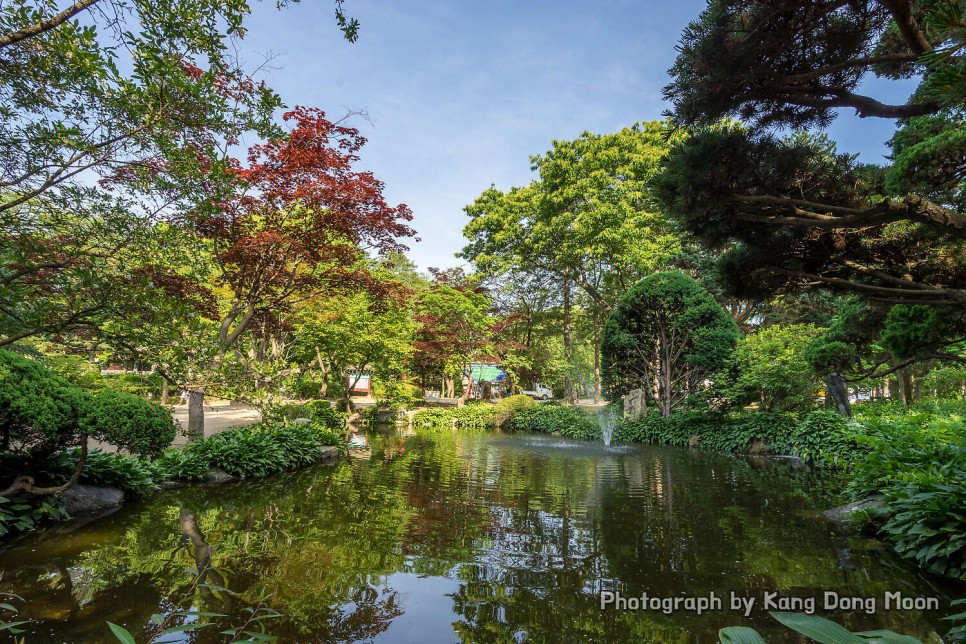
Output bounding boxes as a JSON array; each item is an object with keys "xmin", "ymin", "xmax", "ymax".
[
  {"xmin": 315, "ymin": 348, "xmax": 328, "ymax": 398},
  {"xmin": 826, "ymin": 372, "xmax": 852, "ymax": 418},
  {"xmin": 444, "ymin": 376, "xmax": 454, "ymax": 398},
  {"xmin": 657, "ymin": 326, "xmax": 672, "ymax": 418},
  {"xmin": 562, "ymin": 274, "xmax": 573, "ymax": 403},
  {"xmin": 593, "ymin": 311, "xmax": 601, "ymax": 404},
  {"xmin": 187, "ymin": 389, "xmax": 205, "ymax": 439},
  {"xmin": 161, "ymin": 376, "xmax": 169, "ymax": 406},
  {"xmin": 896, "ymin": 366, "xmax": 913, "ymax": 405},
  {"xmin": 887, "ymin": 377, "xmax": 899, "ymax": 400}
]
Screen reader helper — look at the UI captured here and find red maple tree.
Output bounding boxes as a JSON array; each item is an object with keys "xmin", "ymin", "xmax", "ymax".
[{"xmin": 193, "ymin": 106, "xmax": 416, "ymax": 354}]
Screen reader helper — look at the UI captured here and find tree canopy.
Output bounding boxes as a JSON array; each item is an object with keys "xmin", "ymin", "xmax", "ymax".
[
  {"xmin": 652, "ymin": 125, "xmax": 966, "ymax": 306},
  {"xmin": 657, "ymin": 0, "xmax": 965, "ymax": 308},
  {"xmin": 664, "ymin": 0, "xmax": 957, "ymax": 128}
]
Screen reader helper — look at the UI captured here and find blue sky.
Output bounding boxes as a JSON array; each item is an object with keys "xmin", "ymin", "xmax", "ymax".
[{"xmin": 239, "ymin": 0, "xmax": 914, "ymax": 272}]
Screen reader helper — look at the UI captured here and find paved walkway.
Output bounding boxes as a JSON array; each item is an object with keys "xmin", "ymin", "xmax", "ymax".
[
  {"xmin": 169, "ymin": 400, "xmax": 262, "ymax": 445},
  {"xmin": 88, "ymin": 400, "xmax": 262, "ymax": 454}
]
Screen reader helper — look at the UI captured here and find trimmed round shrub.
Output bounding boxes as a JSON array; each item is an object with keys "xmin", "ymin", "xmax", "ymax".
[
  {"xmin": 602, "ymin": 272, "xmax": 739, "ymax": 417},
  {"xmin": 491, "ymin": 394, "xmax": 535, "ymax": 428},
  {"xmin": 0, "ymin": 348, "xmax": 90, "ymax": 456},
  {"xmin": 81, "ymin": 389, "xmax": 177, "ymax": 458}
]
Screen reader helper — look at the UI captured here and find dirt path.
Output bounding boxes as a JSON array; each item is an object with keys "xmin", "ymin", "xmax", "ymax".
[
  {"xmin": 88, "ymin": 400, "xmax": 263, "ymax": 454},
  {"xmin": 169, "ymin": 401, "xmax": 262, "ymax": 445}
]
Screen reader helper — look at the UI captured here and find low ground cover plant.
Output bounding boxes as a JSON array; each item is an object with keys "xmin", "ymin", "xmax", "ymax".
[
  {"xmin": 411, "ymin": 405, "xmax": 494, "ymax": 429},
  {"xmin": 155, "ymin": 421, "xmax": 344, "ymax": 481},
  {"xmin": 507, "ymin": 405, "xmax": 599, "ymax": 440}
]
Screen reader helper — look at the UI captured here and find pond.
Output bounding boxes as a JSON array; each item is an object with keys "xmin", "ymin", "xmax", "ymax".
[{"xmin": 0, "ymin": 427, "xmax": 961, "ymax": 643}]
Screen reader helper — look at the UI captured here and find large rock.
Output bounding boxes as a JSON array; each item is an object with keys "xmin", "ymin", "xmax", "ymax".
[
  {"xmin": 319, "ymin": 446, "xmax": 339, "ymax": 464},
  {"xmin": 623, "ymin": 388, "xmax": 645, "ymax": 421},
  {"xmin": 62, "ymin": 484, "xmax": 124, "ymax": 514},
  {"xmin": 748, "ymin": 439, "xmax": 772, "ymax": 455},
  {"xmin": 688, "ymin": 435, "xmax": 701, "ymax": 449},
  {"xmin": 377, "ymin": 409, "xmax": 401, "ymax": 424},
  {"xmin": 824, "ymin": 495, "xmax": 888, "ymax": 527},
  {"xmin": 205, "ymin": 467, "xmax": 236, "ymax": 483}
]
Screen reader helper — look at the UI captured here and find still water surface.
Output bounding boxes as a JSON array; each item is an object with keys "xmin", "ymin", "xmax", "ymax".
[{"xmin": 0, "ymin": 427, "xmax": 961, "ymax": 643}]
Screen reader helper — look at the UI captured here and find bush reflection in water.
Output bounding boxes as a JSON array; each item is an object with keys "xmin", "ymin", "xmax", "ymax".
[{"xmin": 0, "ymin": 427, "xmax": 959, "ymax": 643}]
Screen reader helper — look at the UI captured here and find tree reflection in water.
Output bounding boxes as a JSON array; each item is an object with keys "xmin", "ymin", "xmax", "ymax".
[{"xmin": 0, "ymin": 428, "xmax": 959, "ymax": 643}]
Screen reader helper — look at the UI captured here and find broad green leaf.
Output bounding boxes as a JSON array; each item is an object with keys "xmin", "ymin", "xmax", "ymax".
[
  {"xmin": 719, "ymin": 626, "xmax": 767, "ymax": 643},
  {"xmin": 107, "ymin": 622, "xmax": 136, "ymax": 644},
  {"xmin": 158, "ymin": 623, "xmax": 214, "ymax": 636},
  {"xmin": 854, "ymin": 630, "xmax": 923, "ymax": 643},
  {"xmin": 769, "ymin": 612, "xmax": 868, "ymax": 644}
]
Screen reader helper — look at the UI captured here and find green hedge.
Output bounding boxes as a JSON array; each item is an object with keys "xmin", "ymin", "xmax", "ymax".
[
  {"xmin": 617, "ymin": 410, "xmax": 796, "ymax": 453},
  {"xmin": 491, "ymin": 395, "xmax": 536, "ymax": 428},
  {"xmin": 99, "ymin": 372, "xmax": 165, "ymax": 399},
  {"xmin": 411, "ymin": 405, "xmax": 494, "ymax": 429},
  {"xmin": 507, "ymin": 405, "xmax": 599, "ymax": 440}
]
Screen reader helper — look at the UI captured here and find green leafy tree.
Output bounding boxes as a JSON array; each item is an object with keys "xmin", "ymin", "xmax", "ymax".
[
  {"xmin": 462, "ymin": 123, "xmax": 681, "ymax": 399},
  {"xmin": 292, "ymin": 287, "xmax": 416, "ymax": 408},
  {"xmin": 601, "ymin": 271, "xmax": 739, "ymax": 417},
  {"xmin": 652, "ymin": 125, "xmax": 966, "ymax": 306},
  {"xmin": 0, "ymin": 0, "xmax": 364, "ymax": 396},
  {"xmin": 665, "ymin": 0, "xmax": 954, "ymax": 128},
  {"xmin": 412, "ymin": 269, "xmax": 493, "ymax": 399},
  {"xmin": 720, "ymin": 323, "xmax": 825, "ymax": 412},
  {"xmin": 0, "ymin": 0, "xmax": 360, "ymax": 214}
]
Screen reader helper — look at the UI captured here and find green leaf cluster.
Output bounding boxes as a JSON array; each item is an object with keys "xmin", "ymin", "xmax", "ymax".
[
  {"xmin": 506, "ymin": 405, "xmax": 599, "ymax": 441},
  {"xmin": 411, "ymin": 405, "xmax": 494, "ymax": 429},
  {"xmin": 48, "ymin": 448, "xmax": 163, "ymax": 498},
  {"xmin": 155, "ymin": 421, "xmax": 344, "ymax": 481},
  {"xmin": 0, "ymin": 493, "xmax": 67, "ymax": 537},
  {"xmin": 81, "ymin": 389, "xmax": 176, "ymax": 458},
  {"xmin": 722, "ymin": 610, "xmax": 931, "ymax": 643}
]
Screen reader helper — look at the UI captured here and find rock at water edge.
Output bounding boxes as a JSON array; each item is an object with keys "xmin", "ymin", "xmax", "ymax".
[{"xmin": 62, "ymin": 484, "xmax": 124, "ymax": 514}]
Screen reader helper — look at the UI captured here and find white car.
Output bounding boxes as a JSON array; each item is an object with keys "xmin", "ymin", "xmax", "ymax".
[{"xmin": 522, "ymin": 383, "xmax": 553, "ymax": 400}]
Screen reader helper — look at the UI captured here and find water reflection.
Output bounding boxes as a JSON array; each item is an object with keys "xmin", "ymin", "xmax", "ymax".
[{"xmin": 0, "ymin": 428, "xmax": 961, "ymax": 642}]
